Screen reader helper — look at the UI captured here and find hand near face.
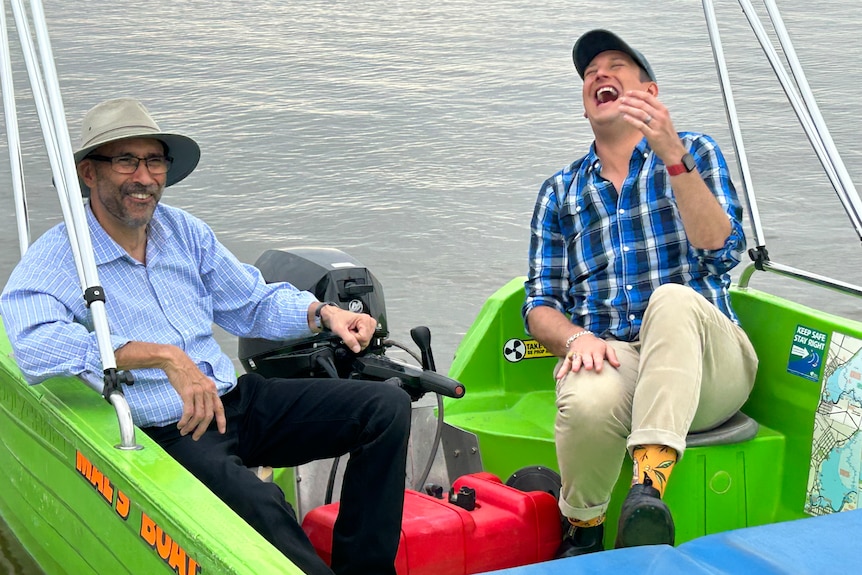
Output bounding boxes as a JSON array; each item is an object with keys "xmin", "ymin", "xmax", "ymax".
[{"xmin": 617, "ymin": 90, "xmax": 688, "ymax": 164}]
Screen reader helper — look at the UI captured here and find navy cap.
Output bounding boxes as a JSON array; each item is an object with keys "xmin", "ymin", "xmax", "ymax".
[{"xmin": 573, "ymin": 29, "xmax": 656, "ymax": 82}]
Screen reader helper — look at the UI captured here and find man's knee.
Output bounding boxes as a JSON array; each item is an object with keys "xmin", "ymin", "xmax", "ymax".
[
  {"xmin": 556, "ymin": 373, "xmax": 629, "ymax": 430},
  {"xmin": 649, "ymin": 283, "xmax": 699, "ymax": 307},
  {"xmin": 365, "ymin": 382, "xmax": 413, "ymax": 434},
  {"xmin": 643, "ymin": 283, "xmax": 707, "ymax": 325}
]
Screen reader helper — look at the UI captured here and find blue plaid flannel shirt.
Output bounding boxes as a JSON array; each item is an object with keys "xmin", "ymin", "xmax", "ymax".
[{"xmin": 523, "ymin": 132, "xmax": 745, "ymax": 341}]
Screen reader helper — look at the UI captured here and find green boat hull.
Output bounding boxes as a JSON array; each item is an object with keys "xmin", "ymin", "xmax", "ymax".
[{"xmin": 0, "ymin": 318, "xmax": 302, "ymax": 575}]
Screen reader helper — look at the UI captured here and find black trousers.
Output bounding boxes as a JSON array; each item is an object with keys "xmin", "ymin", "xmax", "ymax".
[{"xmin": 144, "ymin": 372, "xmax": 412, "ymax": 575}]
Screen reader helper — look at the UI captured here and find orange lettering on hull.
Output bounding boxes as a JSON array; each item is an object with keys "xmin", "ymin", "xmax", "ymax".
[
  {"xmin": 75, "ymin": 450, "xmax": 91, "ymax": 476},
  {"xmin": 75, "ymin": 450, "xmax": 202, "ymax": 574},
  {"xmin": 74, "ymin": 450, "xmax": 114, "ymax": 505},
  {"xmin": 115, "ymin": 490, "xmax": 131, "ymax": 520},
  {"xmin": 140, "ymin": 512, "xmax": 202, "ymax": 575},
  {"xmin": 168, "ymin": 541, "xmax": 189, "ymax": 574}
]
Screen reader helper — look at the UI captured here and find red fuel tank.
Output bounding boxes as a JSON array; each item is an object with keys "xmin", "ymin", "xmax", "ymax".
[{"xmin": 302, "ymin": 472, "xmax": 562, "ymax": 574}]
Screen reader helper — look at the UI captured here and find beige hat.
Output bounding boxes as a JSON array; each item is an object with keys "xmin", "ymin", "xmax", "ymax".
[{"xmin": 74, "ymin": 97, "xmax": 200, "ymax": 192}]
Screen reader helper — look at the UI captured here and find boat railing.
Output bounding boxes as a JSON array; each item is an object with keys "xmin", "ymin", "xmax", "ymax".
[
  {"xmin": 737, "ymin": 260, "xmax": 862, "ymax": 299},
  {"xmin": 703, "ymin": 0, "xmax": 862, "ymax": 301},
  {"xmin": 1, "ymin": 0, "xmax": 141, "ymax": 450}
]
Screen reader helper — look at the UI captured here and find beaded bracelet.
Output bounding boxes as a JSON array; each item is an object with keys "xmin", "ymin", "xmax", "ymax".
[{"xmin": 565, "ymin": 330, "xmax": 594, "ymax": 349}]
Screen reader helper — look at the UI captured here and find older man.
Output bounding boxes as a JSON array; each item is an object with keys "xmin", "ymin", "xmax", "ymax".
[{"xmin": 1, "ymin": 97, "xmax": 411, "ymax": 575}]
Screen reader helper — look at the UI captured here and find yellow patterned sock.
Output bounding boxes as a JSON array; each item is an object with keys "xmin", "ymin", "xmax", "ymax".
[
  {"xmin": 631, "ymin": 444, "xmax": 678, "ymax": 498},
  {"xmin": 568, "ymin": 514, "xmax": 605, "ymax": 528}
]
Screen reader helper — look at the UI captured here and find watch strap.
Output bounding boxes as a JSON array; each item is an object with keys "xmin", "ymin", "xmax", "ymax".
[
  {"xmin": 314, "ymin": 301, "xmax": 339, "ymax": 331},
  {"xmin": 667, "ymin": 152, "xmax": 696, "ymax": 176}
]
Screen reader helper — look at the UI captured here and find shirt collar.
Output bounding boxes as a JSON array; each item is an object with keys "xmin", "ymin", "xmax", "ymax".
[
  {"xmin": 583, "ymin": 137, "xmax": 652, "ymax": 174},
  {"xmin": 633, "ymin": 137, "xmax": 651, "ymax": 159},
  {"xmin": 86, "ymin": 202, "xmax": 171, "ymax": 265},
  {"xmin": 584, "ymin": 142, "xmax": 601, "ymax": 174}
]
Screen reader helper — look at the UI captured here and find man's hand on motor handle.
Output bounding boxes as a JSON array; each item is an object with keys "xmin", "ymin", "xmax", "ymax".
[{"xmin": 320, "ymin": 305, "xmax": 379, "ymax": 353}]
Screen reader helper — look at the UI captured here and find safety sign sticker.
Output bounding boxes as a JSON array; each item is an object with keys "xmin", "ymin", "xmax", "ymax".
[
  {"xmin": 787, "ymin": 324, "xmax": 828, "ymax": 382},
  {"xmin": 503, "ymin": 338, "xmax": 554, "ymax": 363}
]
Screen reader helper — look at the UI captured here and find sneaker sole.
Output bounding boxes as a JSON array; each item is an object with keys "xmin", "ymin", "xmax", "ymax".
[{"xmin": 615, "ymin": 503, "xmax": 675, "ymax": 548}]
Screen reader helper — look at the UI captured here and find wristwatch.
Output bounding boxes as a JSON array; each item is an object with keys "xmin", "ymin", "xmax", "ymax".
[
  {"xmin": 313, "ymin": 301, "xmax": 339, "ymax": 331},
  {"xmin": 666, "ymin": 152, "xmax": 696, "ymax": 176}
]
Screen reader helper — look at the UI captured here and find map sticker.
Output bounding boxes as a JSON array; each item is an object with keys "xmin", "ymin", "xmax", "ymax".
[
  {"xmin": 805, "ymin": 332, "xmax": 862, "ymax": 516},
  {"xmin": 787, "ymin": 324, "xmax": 828, "ymax": 382}
]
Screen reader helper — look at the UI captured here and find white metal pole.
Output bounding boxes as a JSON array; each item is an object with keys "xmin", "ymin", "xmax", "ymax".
[
  {"xmin": 28, "ymin": 0, "xmax": 120, "ymax": 375},
  {"xmin": 0, "ymin": 3, "xmax": 29, "ymax": 256},
  {"xmin": 737, "ymin": 0, "xmax": 862, "ymax": 241},
  {"xmin": 8, "ymin": 0, "xmax": 87, "ymax": 291},
  {"xmin": 6, "ymin": 0, "xmax": 139, "ymax": 449},
  {"xmin": 762, "ymin": 0, "xmax": 862, "ymax": 236},
  {"xmin": 701, "ymin": 0, "xmax": 766, "ymax": 247}
]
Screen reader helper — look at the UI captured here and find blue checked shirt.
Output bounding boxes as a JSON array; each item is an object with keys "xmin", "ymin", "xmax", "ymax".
[
  {"xmin": 523, "ymin": 133, "xmax": 745, "ymax": 341},
  {"xmin": 0, "ymin": 203, "xmax": 318, "ymax": 428}
]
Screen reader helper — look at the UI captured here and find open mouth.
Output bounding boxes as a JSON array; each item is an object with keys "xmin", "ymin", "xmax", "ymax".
[{"xmin": 596, "ymin": 86, "xmax": 619, "ymax": 105}]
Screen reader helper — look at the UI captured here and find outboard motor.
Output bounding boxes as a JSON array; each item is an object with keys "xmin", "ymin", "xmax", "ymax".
[
  {"xmin": 238, "ymin": 248, "xmax": 388, "ymax": 379},
  {"xmin": 238, "ymin": 247, "xmax": 464, "ymax": 400}
]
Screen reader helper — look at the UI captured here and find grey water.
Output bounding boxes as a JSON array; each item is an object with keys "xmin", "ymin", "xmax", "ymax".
[{"xmin": 1, "ymin": 1, "xmax": 861, "ymax": 572}]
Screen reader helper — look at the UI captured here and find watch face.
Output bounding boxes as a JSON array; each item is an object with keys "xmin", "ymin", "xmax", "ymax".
[{"xmin": 682, "ymin": 153, "xmax": 696, "ymax": 172}]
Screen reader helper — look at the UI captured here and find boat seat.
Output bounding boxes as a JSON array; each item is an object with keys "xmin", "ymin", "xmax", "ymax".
[
  {"xmin": 444, "ymin": 389, "xmax": 782, "ymax": 549},
  {"xmin": 686, "ymin": 410, "xmax": 759, "ymax": 447},
  {"xmin": 444, "ymin": 393, "xmax": 757, "ymax": 448}
]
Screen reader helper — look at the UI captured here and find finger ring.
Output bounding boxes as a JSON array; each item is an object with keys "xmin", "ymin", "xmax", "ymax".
[
  {"xmin": 644, "ymin": 114, "xmax": 653, "ymax": 126},
  {"xmin": 569, "ymin": 352, "xmax": 579, "ymax": 361}
]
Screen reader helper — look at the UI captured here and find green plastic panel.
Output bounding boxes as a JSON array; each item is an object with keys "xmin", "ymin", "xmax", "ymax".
[{"xmin": 446, "ymin": 277, "xmax": 862, "ymax": 547}]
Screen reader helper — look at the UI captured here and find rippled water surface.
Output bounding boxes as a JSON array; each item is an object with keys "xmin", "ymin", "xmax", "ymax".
[{"xmin": 1, "ymin": 1, "xmax": 861, "ymax": 571}]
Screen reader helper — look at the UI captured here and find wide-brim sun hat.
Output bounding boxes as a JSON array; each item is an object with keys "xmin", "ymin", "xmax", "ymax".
[
  {"xmin": 74, "ymin": 97, "xmax": 200, "ymax": 193},
  {"xmin": 572, "ymin": 29, "xmax": 657, "ymax": 83}
]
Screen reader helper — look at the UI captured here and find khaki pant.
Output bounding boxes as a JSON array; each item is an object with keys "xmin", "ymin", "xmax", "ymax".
[{"xmin": 555, "ymin": 283, "xmax": 758, "ymax": 521}]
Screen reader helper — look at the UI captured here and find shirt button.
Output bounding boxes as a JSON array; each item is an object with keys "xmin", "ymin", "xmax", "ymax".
[
  {"xmin": 575, "ymin": 205, "xmax": 581, "ymax": 212},
  {"xmin": 623, "ymin": 246, "xmax": 630, "ymax": 252},
  {"xmin": 618, "ymin": 209, "xmax": 625, "ymax": 215},
  {"xmin": 626, "ymin": 285, "xmax": 633, "ymax": 290},
  {"xmin": 629, "ymin": 314, "xmax": 636, "ymax": 320}
]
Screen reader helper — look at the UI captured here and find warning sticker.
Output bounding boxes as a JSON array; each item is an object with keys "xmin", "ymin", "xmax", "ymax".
[
  {"xmin": 787, "ymin": 324, "xmax": 828, "ymax": 382},
  {"xmin": 503, "ymin": 338, "xmax": 555, "ymax": 363}
]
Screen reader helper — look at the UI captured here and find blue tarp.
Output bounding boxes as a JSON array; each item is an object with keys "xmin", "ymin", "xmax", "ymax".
[{"xmin": 486, "ymin": 510, "xmax": 862, "ymax": 574}]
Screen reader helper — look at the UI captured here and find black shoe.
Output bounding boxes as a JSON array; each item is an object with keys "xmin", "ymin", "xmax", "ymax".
[
  {"xmin": 614, "ymin": 475, "xmax": 675, "ymax": 549},
  {"xmin": 555, "ymin": 522, "xmax": 604, "ymax": 558}
]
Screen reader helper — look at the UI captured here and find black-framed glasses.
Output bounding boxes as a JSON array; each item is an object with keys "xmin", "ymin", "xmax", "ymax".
[{"xmin": 87, "ymin": 154, "xmax": 173, "ymax": 175}]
